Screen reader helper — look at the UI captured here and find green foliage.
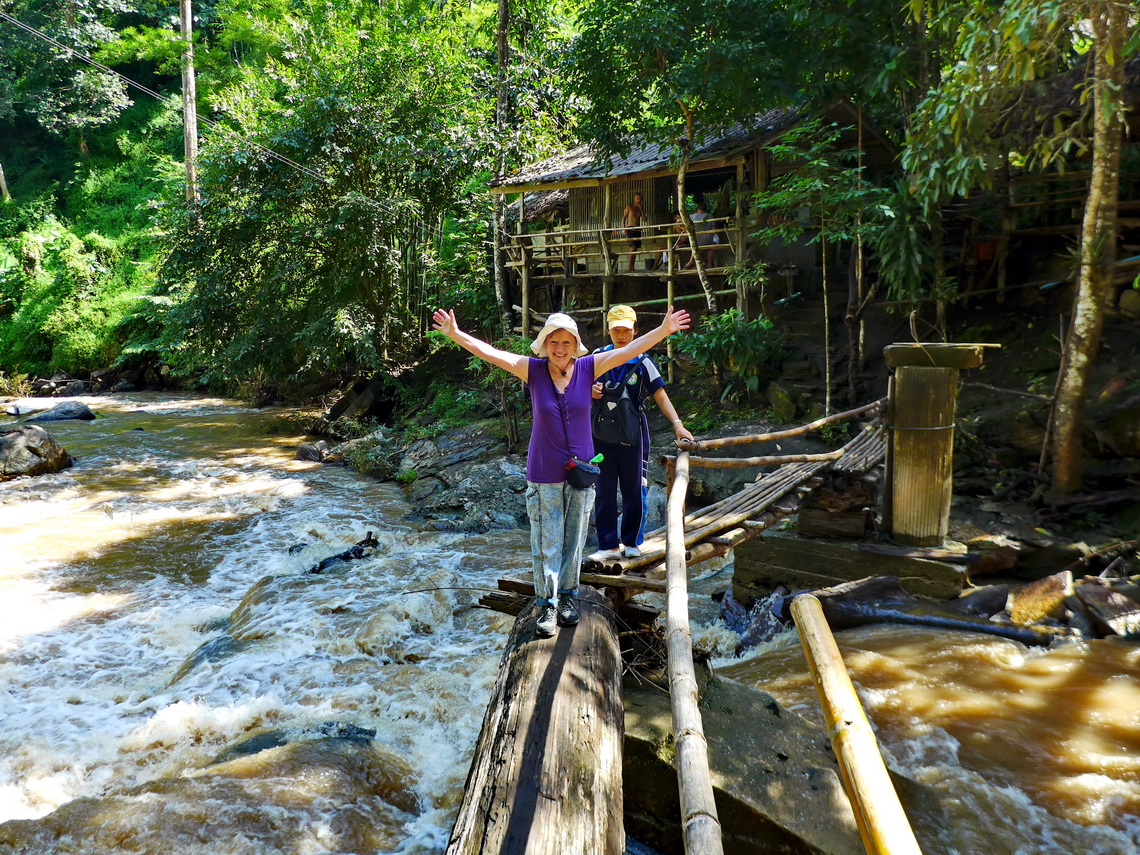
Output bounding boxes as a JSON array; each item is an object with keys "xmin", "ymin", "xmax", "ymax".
[
  {"xmin": 568, "ymin": 0, "xmax": 797, "ymax": 159},
  {"xmin": 752, "ymin": 119, "xmax": 889, "ymax": 249},
  {"xmin": 156, "ymin": 0, "xmax": 489, "ymax": 385},
  {"xmin": 0, "ymin": 0, "xmax": 139, "ymax": 138},
  {"xmin": 901, "ymin": 0, "xmax": 1110, "ymax": 206},
  {"xmin": 395, "ymin": 467, "xmax": 418, "ymax": 485},
  {"xmin": 0, "ymin": 371, "xmax": 31, "ymax": 397},
  {"xmin": 676, "ymin": 309, "xmax": 787, "ymax": 401}
]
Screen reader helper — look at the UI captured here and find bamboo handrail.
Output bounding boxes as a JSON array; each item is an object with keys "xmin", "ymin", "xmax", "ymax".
[
  {"xmin": 790, "ymin": 595, "xmax": 923, "ymax": 855},
  {"xmin": 675, "ymin": 399, "xmax": 886, "ymax": 453},
  {"xmin": 665, "ymin": 450, "xmax": 725, "ymax": 855}
]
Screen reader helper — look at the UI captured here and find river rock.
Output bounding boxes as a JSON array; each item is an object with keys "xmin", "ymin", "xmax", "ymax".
[
  {"xmin": 0, "ymin": 425, "xmax": 73, "ymax": 481},
  {"xmin": 60, "ymin": 380, "xmax": 93, "ymax": 396},
  {"xmin": 1009, "ymin": 570, "xmax": 1072, "ymax": 625},
  {"xmin": 1075, "ymin": 577, "xmax": 1140, "ymax": 637},
  {"xmin": 23, "ymin": 401, "xmax": 96, "ymax": 422},
  {"xmin": 414, "ymin": 458, "xmax": 528, "ymax": 532},
  {"xmin": 397, "ymin": 423, "xmax": 504, "ymax": 478}
]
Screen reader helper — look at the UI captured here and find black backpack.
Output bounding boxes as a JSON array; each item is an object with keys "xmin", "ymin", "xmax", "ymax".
[{"xmin": 592, "ymin": 361, "xmax": 642, "ymax": 446}]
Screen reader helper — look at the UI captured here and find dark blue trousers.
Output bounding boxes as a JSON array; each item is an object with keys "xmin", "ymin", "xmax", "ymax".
[{"xmin": 594, "ymin": 418, "xmax": 650, "ymax": 550}]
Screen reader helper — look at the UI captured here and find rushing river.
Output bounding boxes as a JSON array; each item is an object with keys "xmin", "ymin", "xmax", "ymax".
[{"xmin": 1, "ymin": 393, "xmax": 1138, "ymax": 854}]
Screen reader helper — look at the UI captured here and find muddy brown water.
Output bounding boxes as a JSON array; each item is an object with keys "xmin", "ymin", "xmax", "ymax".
[
  {"xmin": 717, "ymin": 623, "xmax": 1140, "ymax": 853},
  {"xmin": 1, "ymin": 393, "xmax": 1138, "ymax": 854}
]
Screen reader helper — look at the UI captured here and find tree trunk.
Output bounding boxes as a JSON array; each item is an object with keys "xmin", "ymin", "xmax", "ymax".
[
  {"xmin": 0, "ymin": 162, "xmax": 10, "ymax": 202},
  {"xmin": 1051, "ymin": 0, "xmax": 1126, "ymax": 499},
  {"xmin": 675, "ymin": 115, "xmax": 718, "ymax": 312},
  {"xmin": 491, "ymin": 0, "xmax": 514, "ymax": 335}
]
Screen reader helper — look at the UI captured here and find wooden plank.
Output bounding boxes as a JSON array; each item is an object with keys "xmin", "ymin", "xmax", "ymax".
[
  {"xmin": 447, "ymin": 588, "xmax": 625, "ymax": 855},
  {"xmin": 733, "ymin": 535, "xmax": 967, "ymax": 605}
]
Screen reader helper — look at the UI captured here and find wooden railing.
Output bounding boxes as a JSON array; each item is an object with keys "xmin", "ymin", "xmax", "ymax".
[
  {"xmin": 504, "ymin": 217, "xmax": 742, "ymax": 277},
  {"xmin": 665, "ymin": 449, "xmax": 725, "ymax": 855}
]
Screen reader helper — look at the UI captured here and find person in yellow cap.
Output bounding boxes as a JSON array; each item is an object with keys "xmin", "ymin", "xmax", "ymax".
[
  {"xmin": 589, "ymin": 305, "xmax": 694, "ymax": 562},
  {"xmin": 432, "ymin": 305, "xmax": 690, "ymax": 637}
]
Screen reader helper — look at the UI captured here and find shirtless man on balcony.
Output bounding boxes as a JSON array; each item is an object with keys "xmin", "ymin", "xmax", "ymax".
[{"xmin": 622, "ymin": 193, "xmax": 645, "ymax": 272}]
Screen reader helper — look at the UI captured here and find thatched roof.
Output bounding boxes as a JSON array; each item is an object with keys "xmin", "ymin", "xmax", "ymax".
[{"xmin": 491, "ymin": 106, "xmax": 804, "ymax": 193}]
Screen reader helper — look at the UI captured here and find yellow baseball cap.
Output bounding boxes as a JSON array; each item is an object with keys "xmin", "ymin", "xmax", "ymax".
[{"xmin": 606, "ymin": 305, "xmax": 637, "ymax": 330}]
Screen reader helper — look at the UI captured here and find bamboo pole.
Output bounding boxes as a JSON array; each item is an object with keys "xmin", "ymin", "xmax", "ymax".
[
  {"xmin": 676, "ymin": 399, "xmax": 885, "ymax": 452},
  {"xmin": 790, "ymin": 595, "xmax": 923, "ymax": 855},
  {"xmin": 665, "ymin": 451, "xmax": 724, "ymax": 855}
]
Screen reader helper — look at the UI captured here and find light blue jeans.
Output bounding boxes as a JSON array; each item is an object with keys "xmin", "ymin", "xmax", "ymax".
[{"xmin": 525, "ymin": 481, "xmax": 595, "ymax": 605}]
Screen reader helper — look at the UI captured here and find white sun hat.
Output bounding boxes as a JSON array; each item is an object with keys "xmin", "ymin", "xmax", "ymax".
[{"xmin": 530, "ymin": 312, "xmax": 588, "ymax": 358}]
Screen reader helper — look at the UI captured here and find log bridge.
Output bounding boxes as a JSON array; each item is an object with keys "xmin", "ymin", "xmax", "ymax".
[{"xmin": 448, "ymin": 401, "xmax": 887, "ymax": 854}]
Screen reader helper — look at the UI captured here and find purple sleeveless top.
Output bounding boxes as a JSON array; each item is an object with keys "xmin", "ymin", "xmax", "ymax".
[{"xmin": 526, "ymin": 355, "xmax": 596, "ymax": 483}]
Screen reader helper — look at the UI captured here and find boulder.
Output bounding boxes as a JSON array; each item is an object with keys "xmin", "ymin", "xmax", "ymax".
[
  {"xmin": 1009, "ymin": 570, "xmax": 1072, "ymax": 625},
  {"xmin": 60, "ymin": 380, "xmax": 93, "ymax": 396},
  {"xmin": 0, "ymin": 425, "xmax": 74, "ymax": 480},
  {"xmin": 397, "ymin": 424, "xmax": 504, "ymax": 478},
  {"xmin": 415, "ymin": 458, "xmax": 528, "ymax": 531},
  {"xmin": 23, "ymin": 401, "xmax": 96, "ymax": 422}
]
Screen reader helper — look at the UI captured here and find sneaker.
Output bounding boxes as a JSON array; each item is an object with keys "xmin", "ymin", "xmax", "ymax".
[
  {"xmin": 623, "ymin": 545, "xmax": 642, "ymax": 558},
  {"xmin": 588, "ymin": 547, "xmax": 623, "ymax": 563},
  {"xmin": 556, "ymin": 593, "xmax": 579, "ymax": 627},
  {"xmin": 535, "ymin": 603, "xmax": 557, "ymax": 638}
]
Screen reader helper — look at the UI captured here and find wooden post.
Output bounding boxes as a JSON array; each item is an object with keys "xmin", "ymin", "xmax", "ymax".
[
  {"xmin": 883, "ymin": 344, "xmax": 986, "ymax": 547},
  {"xmin": 734, "ymin": 161, "xmax": 746, "ymax": 317},
  {"xmin": 665, "ymin": 452, "xmax": 724, "ymax": 855},
  {"xmin": 520, "ymin": 242, "xmax": 532, "ymax": 338},
  {"xmin": 667, "ymin": 243, "xmax": 677, "ymax": 384},
  {"xmin": 518, "ymin": 192, "xmax": 525, "ymax": 235},
  {"xmin": 790, "ymin": 595, "xmax": 923, "ymax": 855},
  {"xmin": 446, "ymin": 588, "xmax": 625, "ymax": 855},
  {"xmin": 603, "ymin": 183, "xmax": 612, "ymax": 231}
]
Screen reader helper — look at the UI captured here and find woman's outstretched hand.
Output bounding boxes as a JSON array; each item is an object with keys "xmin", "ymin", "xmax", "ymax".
[
  {"xmin": 432, "ymin": 308, "xmax": 459, "ymax": 338},
  {"xmin": 661, "ymin": 306, "xmax": 691, "ymax": 336}
]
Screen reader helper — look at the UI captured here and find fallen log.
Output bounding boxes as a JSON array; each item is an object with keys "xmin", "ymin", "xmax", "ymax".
[
  {"xmin": 306, "ymin": 532, "xmax": 378, "ymax": 574},
  {"xmin": 447, "ymin": 587, "xmax": 625, "ymax": 855},
  {"xmin": 776, "ymin": 576, "xmax": 1074, "ymax": 647}
]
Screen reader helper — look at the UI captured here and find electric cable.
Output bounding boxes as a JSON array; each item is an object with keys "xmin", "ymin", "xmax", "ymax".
[{"xmin": 0, "ymin": 9, "xmax": 458, "ymax": 233}]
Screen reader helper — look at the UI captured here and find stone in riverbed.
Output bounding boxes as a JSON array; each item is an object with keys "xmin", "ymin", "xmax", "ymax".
[
  {"xmin": 0, "ymin": 425, "xmax": 73, "ymax": 481},
  {"xmin": 23, "ymin": 401, "xmax": 96, "ymax": 422},
  {"xmin": 1009, "ymin": 570, "xmax": 1072, "ymax": 625}
]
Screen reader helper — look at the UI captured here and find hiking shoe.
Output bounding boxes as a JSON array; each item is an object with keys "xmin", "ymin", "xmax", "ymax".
[
  {"xmin": 623, "ymin": 545, "xmax": 642, "ymax": 558},
  {"xmin": 536, "ymin": 603, "xmax": 557, "ymax": 638},
  {"xmin": 588, "ymin": 547, "xmax": 623, "ymax": 563},
  {"xmin": 556, "ymin": 593, "xmax": 580, "ymax": 627}
]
